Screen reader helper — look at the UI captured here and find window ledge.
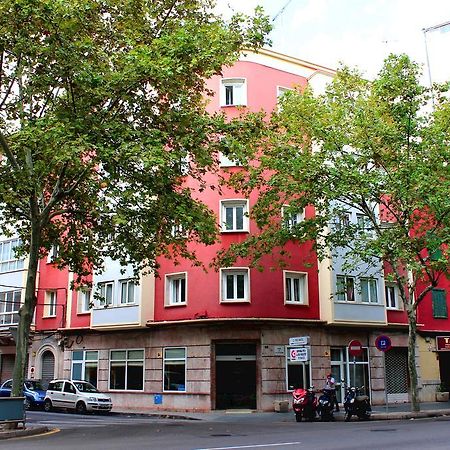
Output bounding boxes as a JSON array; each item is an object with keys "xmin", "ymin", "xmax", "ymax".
[
  {"xmin": 220, "ymin": 230, "xmax": 249, "ymax": 234},
  {"xmin": 285, "ymin": 301, "xmax": 308, "ymax": 306},
  {"xmin": 164, "ymin": 303, "xmax": 187, "ymax": 308},
  {"xmin": 220, "ymin": 299, "xmax": 251, "ymax": 304}
]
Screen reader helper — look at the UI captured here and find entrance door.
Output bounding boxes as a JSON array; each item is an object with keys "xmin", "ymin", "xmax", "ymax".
[
  {"xmin": 41, "ymin": 350, "xmax": 55, "ymax": 389},
  {"xmin": 215, "ymin": 343, "xmax": 256, "ymax": 410},
  {"xmin": 438, "ymin": 352, "xmax": 450, "ymax": 391}
]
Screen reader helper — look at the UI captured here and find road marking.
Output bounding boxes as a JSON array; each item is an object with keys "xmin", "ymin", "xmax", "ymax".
[{"xmin": 195, "ymin": 442, "xmax": 303, "ymax": 450}]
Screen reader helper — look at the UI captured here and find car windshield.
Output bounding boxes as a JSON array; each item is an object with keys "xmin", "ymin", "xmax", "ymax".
[
  {"xmin": 24, "ymin": 380, "xmax": 44, "ymax": 391},
  {"xmin": 74, "ymin": 382, "xmax": 98, "ymax": 393}
]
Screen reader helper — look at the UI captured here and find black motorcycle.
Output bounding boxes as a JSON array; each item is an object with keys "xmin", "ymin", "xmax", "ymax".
[
  {"xmin": 343, "ymin": 384, "xmax": 371, "ymax": 421},
  {"xmin": 317, "ymin": 389, "xmax": 335, "ymax": 421}
]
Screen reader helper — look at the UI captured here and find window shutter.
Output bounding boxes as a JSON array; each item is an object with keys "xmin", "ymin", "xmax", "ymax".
[{"xmin": 432, "ymin": 289, "xmax": 447, "ymax": 319}]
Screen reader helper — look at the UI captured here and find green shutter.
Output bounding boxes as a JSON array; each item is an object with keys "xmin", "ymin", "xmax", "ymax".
[{"xmin": 432, "ymin": 289, "xmax": 447, "ymax": 319}]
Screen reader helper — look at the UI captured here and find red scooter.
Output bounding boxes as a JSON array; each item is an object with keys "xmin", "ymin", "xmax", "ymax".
[{"xmin": 292, "ymin": 386, "xmax": 318, "ymax": 422}]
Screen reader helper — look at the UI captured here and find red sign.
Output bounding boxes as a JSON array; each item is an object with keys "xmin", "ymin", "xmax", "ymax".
[
  {"xmin": 348, "ymin": 339, "xmax": 363, "ymax": 357},
  {"xmin": 436, "ymin": 336, "xmax": 450, "ymax": 351}
]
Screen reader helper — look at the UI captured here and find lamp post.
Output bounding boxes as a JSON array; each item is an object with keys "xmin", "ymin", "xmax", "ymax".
[{"xmin": 422, "ymin": 20, "xmax": 450, "ymax": 107}]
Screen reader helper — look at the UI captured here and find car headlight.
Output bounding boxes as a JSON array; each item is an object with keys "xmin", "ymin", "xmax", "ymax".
[{"xmin": 88, "ymin": 397, "xmax": 97, "ymax": 401}]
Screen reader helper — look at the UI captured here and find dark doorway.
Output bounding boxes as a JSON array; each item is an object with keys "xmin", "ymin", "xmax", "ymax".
[
  {"xmin": 215, "ymin": 343, "xmax": 256, "ymax": 410},
  {"xmin": 438, "ymin": 352, "xmax": 450, "ymax": 391}
]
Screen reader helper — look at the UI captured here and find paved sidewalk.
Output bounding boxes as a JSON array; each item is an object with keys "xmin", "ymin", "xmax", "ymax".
[{"xmin": 1, "ymin": 401, "xmax": 450, "ymax": 440}]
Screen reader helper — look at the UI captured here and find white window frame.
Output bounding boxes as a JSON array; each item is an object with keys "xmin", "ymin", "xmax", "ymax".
[
  {"xmin": 282, "ymin": 205, "xmax": 305, "ymax": 230},
  {"xmin": 165, "ymin": 272, "xmax": 187, "ymax": 306},
  {"xmin": 163, "ymin": 347, "xmax": 187, "ymax": 392},
  {"xmin": 0, "ymin": 238, "xmax": 24, "ymax": 273},
  {"xmin": 47, "ymin": 244, "xmax": 60, "ymax": 263},
  {"xmin": 119, "ymin": 279, "xmax": 136, "ymax": 305},
  {"xmin": 0, "ymin": 290, "xmax": 21, "ymax": 325},
  {"xmin": 45, "ymin": 290, "xmax": 57, "ymax": 317},
  {"xmin": 71, "ymin": 350, "xmax": 99, "ymax": 384},
  {"xmin": 220, "ymin": 78, "xmax": 247, "ymax": 107},
  {"xmin": 98, "ymin": 281, "xmax": 114, "ymax": 307},
  {"xmin": 360, "ymin": 277, "xmax": 379, "ymax": 303},
  {"xmin": 109, "ymin": 349, "xmax": 145, "ymax": 391},
  {"xmin": 78, "ymin": 287, "xmax": 92, "ymax": 313},
  {"xmin": 284, "ymin": 271, "xmax": 308, "ymax": 305},
  {"xmin": 220, "ymin": 199, "xmax": 249, "ymax": 232},
  {"xmin": 219, "ymin": 152, "xmax": 241, "ymax": 168},
  {"xmin": 335, "ymin": 213, "xmax": 350, "ymax": 231},
  {"xmin": 220, "ymin": 268, "xmax": 250, "ymax": 303},
  {"xmin": 385, "ymin": 283, "xmax": 401, "ymax": 309},
  {"xmin": 286, "ymin": 346, "xmax": 312, "ymax": 391},
  {"xmin": 335, "ymin": 275, "xmax": 355, "ymax": 302}
]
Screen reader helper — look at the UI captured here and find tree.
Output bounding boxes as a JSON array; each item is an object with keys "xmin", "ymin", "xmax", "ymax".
[
  {"xmin": 219, "ymin": 54, "xmax": 450, "ymax": 412},
  {"xmin": 0, "ymin": 0, "xmax": 271, "ymax": 401}
]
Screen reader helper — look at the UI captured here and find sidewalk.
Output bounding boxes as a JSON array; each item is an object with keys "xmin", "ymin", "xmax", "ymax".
[{"xmin": 1, "ymin": 401, "xmax": 450, "ymax": 440}]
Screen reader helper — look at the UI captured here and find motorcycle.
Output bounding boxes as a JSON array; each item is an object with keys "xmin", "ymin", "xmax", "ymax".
[
  {"xmin": 317, "ymin": 388, "xmax": 335, "ymax": 421},
  {"xmin": 292, "ymin": 386, "xmax": 318, "ymax": 422},
  {"xmin": 343, "ymin": 383, "xmax": 371, "ymax": 421}
]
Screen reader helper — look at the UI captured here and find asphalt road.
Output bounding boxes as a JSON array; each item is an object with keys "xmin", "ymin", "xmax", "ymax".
[{"xmin": 3, "ymin": 411, "xmax": 450, "ymax": 450}]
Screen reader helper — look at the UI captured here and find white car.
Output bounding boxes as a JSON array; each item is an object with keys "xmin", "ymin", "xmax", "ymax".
[{"xmin": 44, "ymin": 379, "xmax": 112, "ymax": 414}]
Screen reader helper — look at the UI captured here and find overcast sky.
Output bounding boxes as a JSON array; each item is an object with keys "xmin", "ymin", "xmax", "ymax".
[{"xmin": 217, "ymin": 0, "xmax": 450, "ymax": 84}]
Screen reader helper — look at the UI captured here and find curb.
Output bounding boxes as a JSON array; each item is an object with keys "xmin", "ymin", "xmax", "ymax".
[{"xmin": 0, "ymin": 425, "xmax": 49, "ymax": 440}]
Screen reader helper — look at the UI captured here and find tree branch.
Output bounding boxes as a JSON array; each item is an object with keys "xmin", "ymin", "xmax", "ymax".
[{"xmin": 0, "ymin": 131, "xmax": 21, "ymax": 171}]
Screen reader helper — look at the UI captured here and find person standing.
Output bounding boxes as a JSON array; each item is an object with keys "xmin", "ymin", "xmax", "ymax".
[{"xmin": 324, "ymin": 373, "xmax": 339, "ymax": 412}]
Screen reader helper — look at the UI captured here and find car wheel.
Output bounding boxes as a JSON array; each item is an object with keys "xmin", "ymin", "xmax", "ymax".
[
  {"xmin": 44, "ymin": 399, "xmax": 53, "ymax": 412},
  {"xmin": 24, "ymin": 397, "xmax": 31, "ymax": 410},
  {"xmin": 76, "ymin": 401, "xmax": 87, "ymax": 414}
]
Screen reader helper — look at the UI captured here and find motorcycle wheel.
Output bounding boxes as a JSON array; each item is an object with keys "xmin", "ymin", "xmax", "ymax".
[
  {"xmin": 295, "ymin": 412, "xmax": 302, "ymax": 422},
  {"xmin": 344, "ymin": 411, "xmax": 352, "ymax": 422},
  {"xmin": 358, "ymin": 412, "xmax": 371, "ymax": 421}
]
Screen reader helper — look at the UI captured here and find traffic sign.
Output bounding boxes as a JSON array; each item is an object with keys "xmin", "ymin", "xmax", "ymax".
[
  {"xmin": 289, "ymin": 336, "xmax": 310, "ymax": 346},
  {"xmin": 289, "ymin": 347, "xmax": 310, "ymax": 362},
  {"xmin": 375, "ymin": 335, "xmax": 392, "ymax": 352},
  {"xmin": 348, "ymin": 339, "xmax": 363, "ymax": 357}
]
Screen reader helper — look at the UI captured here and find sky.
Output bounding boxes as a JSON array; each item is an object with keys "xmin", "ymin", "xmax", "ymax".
[{"xmin": 217, "ymin": 0, "xmax": 450, "ymax": 84}]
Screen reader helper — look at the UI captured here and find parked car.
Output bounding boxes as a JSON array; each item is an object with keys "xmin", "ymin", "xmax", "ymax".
[
  {"xmin": 0, "ymin": 379, "xmax": 46, "ymax": 410},
  {"xmin": 44, "ymin": 379, "xmax": 112, "ymax": 414}
]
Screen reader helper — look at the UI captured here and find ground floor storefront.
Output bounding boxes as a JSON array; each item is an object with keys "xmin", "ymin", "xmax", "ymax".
[{"xmin": 26, "ymin": 321, "xmax": 443, "ymax": 412}]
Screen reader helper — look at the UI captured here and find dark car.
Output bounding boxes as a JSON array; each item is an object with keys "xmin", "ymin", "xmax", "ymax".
[{"xmin": 0, "ymin": 379, "xmax": 46, "ymax": 410}]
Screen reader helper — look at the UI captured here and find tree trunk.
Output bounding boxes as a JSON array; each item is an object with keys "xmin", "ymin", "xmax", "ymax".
[
  {"xmin": 407, "ymin": 305, "xmax": 420, "ymax": 412},
  {"xmin": 11, "ymin": 219, "xmax": 41, "ymax": 398}
]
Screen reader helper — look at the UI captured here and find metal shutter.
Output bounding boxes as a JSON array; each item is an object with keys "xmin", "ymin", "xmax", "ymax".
[
  {"xmin": 41, "ymin": 351, "xmax": 55, "ymax": 389},
  {"xmin": 0, "ymin": 354, "xmax": 15, "ymax": 383}
]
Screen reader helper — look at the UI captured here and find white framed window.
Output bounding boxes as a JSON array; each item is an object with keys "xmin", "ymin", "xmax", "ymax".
[
  {"xmin": 220, "ymin": 78, "xmax": 247, "ymax": 106},
  {"xmin": 165, "ymin": 272, "xmax": 187, "ymax": 306},
  {"xmin": 120, "ymin": 279, "xmax": 136, "ymax": 305},
  {"xmin": 72, "ymin": 350, "xmax": 98, "ymax": 386},
  {"xmin": 220, "ymin": 268, "xmax": 250, "ymax": 302},
  {"xmin": 220, "ymin": 199, "xmax": 249, "ymax": 232},
  {"xmin": 163, "ymin": 347, "xmax": 186, "ymax": 392},
  {"xmin": 45, "ymin": 291, "xmax": 57, "ymax": 317},
  {"xmin": 286, "ymin": 346, "xmax": 311, "ymax": 391},
  {"xmin": 78, "ymin": 287, "xmax": 91, "ymax": 313},
  {"xmin": 0, "ymin": 290, "xmax": 21, "ymax": 325},
  {"xmin": 171, "ymin": 223, "xmax": 186, "ymax": 238},
  {"xmin": 335, "ymin": 213, "xmax": 350, "ymax": 231},
  {"xmin": 219, "ymin": 151, "xmax": 241, "ymax": 167},
  {"xmin": 0, "ymin": 239, "xmax": 24, "ymax": 273},
  {"xmin": 361, "ymin": 278, "xmax": 378, "ymax": 303},
  {"xmin": 47, "ymin": 244, "xmax": 60, "ymax": 263},
  {"xmin": 284, "ymin": 271, "xmax": 308, "ymax": 305},
  {"xmin": 109, "ymin": 349, "xmax": 144, "ymax": 391},
  {"xmin": 282, "ymin": 205, "xmax": 305, "ymax": 230},
  {"xmin": 356, "ymin": 214, "xmax": 371, "ymax": 231},
  {"xmin": 385, "ymin": 283, "xmax": 401, "ymax": 309},
  {"xmin": 277, "ymin": 86, "xmax": 293, "ymax": 99},
  {"xmin": 98, "ymin": 281, "xmax": 114, "ymax": 306},
  {"xmin": 336, "ymin": 275, "xmax": 355, "ymax": 302}
]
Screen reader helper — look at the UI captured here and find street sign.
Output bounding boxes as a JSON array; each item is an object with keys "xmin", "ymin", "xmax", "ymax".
[
  {"xmin": 348, "ymin": 339, "xmax": 363, "ymax": 357},
  {"xmin": 289, "ymin": 336, "xmax": 310, "ymax": 346},
  {"xmin": 375, "ymin": 335, "xmax": 392, "ymax": 352},
  {"xmin": 289, "ymin": 347, "xmax": 310, "ymax": 362}
]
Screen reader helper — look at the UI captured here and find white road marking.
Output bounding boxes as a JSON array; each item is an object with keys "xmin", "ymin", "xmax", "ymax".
[{"xmin": 195, "ymin": 442, "xmax": 303, "ymax": 450}]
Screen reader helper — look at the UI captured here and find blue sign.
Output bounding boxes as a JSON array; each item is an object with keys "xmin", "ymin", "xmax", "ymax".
[
  {"xmin": 375, "ymin": 335, "xmax": 392, "ymax": 352},
  {"xmin": 154, "ymin": 394, "xmax": 163, "ymax": 405}
]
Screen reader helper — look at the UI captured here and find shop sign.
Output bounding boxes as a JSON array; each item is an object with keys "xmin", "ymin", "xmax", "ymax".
[{"xmin": 436, "ymin": 336, "xmax": 450, "ymax": 351}]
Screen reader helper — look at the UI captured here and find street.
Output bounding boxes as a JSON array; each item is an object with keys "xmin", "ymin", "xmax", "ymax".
[{"xmin": 2, "ymin": 411, "xmax": 450, "ymax": 450}]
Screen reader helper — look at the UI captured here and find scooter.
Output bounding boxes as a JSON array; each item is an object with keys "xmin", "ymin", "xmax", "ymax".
[
  {"xmin": 343, "ymin": 383, "xmax": 371, "ymax": 421},
  {"xmin": 292, "ymin": 386, "xmax": 318, "ymax": 422},
  {"xmin": 317, "ymin": 388, "xmax": 335, "ymax": 421}
]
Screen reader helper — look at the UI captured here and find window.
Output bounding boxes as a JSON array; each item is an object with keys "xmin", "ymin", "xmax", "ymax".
[
  {"xmin": 385, "ymin": 283, "xmax": 399, "ymax": 309},
  {"xmin": 44, "ymin": 291, "xmax": 57, "ymax": 317},
  {"xmin": 0, "ymin": 290, "xmax": 20, "ymax": 325},
  {"xmin": 221, "ymin": 268, "xmax": 249, "ymax": 302},
  {"xmin": 336, "ymin": 275, "xmax": 355, "ymax": 302},
  {"xmin": 72, "ymin": 350, "xmax": 98, "ymax": 386},
  {"xmin": 356, "ymin": 214, "xmax": 371, "ymax": 231},
  {"xmin": 432, "ymin": 289, "xmax": 448, "ymax": 319},
  {"xmin": 360, "ymin": 278, "xmax": 378, "ymax": 303},
  {"xmin": 47, "ymin": 244, "xmax": 60, "ymax": 263},
  {"xmin": 0, "ymin": 239, "xmax": 24, "ymax": 273},
  {"xmin": 109, "ymin": 349, "xmax": 144, "ymax": 390},
  {"xmin": 277, "ymin": 86, "xmax": 293, "ymax": 99},
  {"xmin": 120, "ymin": 279, "xmax": 136, "ymax": 304},
  {"xmin": 171, "ymin": 223, "xmax": 186, "ymax": 238},
  {"xmin": 219, "ymin": 152, "xmax": 241, "ymax": 167},
  {"xmin": 284, "ymin": 271, "xmax": 308, "ymax": 304},
  {"xmin": 165, "ymin": 273, "xmax": 187, "ymax": 306},
  {"xmin": 163, "ymin": 347, "xmax": 186, "ymax": 392},
  {"xmin": 282, "ymin": 206, "xmax": 304, "ymax": 230},
  {"xmin": 220, "ymin": 78, "xmax": 247, "ymax": 106},
  {"xmin": 220, "ymin": 200, "xmax": 248, "ymax": 232},
  {"xmin": 78, "ymin": 288, "xmax": 91, "ymax": 313},
  {"xmin": 98, "ymin": 281, "xmax": 113, "ymax": 306},
  {"xmin": 286, "ymin": 346, "xmax": 311, "ymax": 391},
  {"xmin": 335, "ymin": 213, "xmax": 350, "ymax": 231}
]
